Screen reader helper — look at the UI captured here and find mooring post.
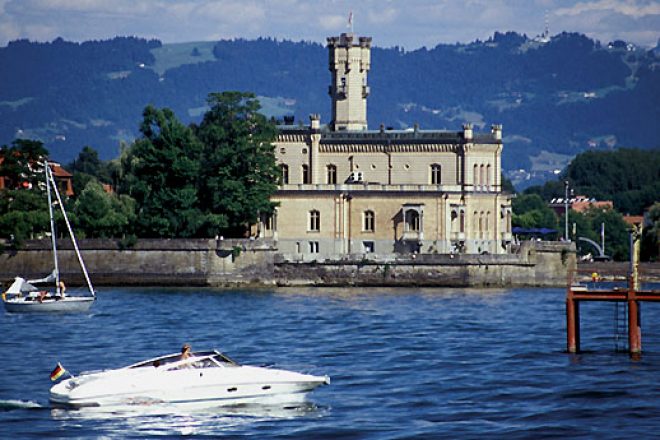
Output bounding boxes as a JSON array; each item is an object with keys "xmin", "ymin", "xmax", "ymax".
[
  {"xmin": 628, "ymin": 278, "xmax": 642, "ymax": 355},
  {"xmin": 566, "ymin": 293, "xmax": 580, "ymax": 353}
]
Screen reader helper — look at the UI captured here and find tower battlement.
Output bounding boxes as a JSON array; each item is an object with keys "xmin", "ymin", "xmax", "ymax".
[{"xmin": 327, "ymin": 33, "xmax": 371, "ymax": 131}]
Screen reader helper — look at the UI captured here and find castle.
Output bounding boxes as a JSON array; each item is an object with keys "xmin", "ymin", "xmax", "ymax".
[{"xmin": 257, "ymin": 33, "xmax": 513, "ymax": 259}]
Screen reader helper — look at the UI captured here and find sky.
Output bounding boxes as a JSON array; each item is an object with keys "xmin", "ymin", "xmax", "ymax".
[{"xmin": 1, "ymin": 0, "xmax": 659, "ymax": 49}]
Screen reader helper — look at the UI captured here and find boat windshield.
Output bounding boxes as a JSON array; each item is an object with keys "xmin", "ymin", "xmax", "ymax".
[{"xmin": 128, "ymin": 350, "xmax": 238, "ymax": 369}]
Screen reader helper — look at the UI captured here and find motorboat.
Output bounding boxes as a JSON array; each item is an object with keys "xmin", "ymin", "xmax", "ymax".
[
  {"xmin": 50, "ymin": 349, "xmax": 330, "ymax": 408},
  {"xmin": 2, "ymin": 160, "xmax": 95, "ymax": 313}
]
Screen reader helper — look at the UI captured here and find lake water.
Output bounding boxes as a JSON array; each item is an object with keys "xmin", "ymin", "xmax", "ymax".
[{"xmin": 2, "ymin": 287, "xmax": 660, "ymax": 438}]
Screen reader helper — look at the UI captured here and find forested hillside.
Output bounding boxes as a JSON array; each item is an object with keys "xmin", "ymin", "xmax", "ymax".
[{"xmin": 1, "ymin": 32, "xmax": 659, "ymax": 188}]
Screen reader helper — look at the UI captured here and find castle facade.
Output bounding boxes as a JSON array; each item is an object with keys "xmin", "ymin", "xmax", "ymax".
[{"xmin": 258, "ymin": 33, "xmax": 512, "ymax": 259}]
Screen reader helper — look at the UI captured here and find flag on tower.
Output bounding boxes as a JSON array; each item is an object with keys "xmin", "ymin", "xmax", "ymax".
[{"xmin": 348, "ymin": 11, "xmax": 353, "ymax": 30}]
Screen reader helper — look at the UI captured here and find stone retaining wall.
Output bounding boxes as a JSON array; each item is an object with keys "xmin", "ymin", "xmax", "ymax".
[{"xmin": 0, "ymin": 239, "xmax": 575, "ymax": 288}]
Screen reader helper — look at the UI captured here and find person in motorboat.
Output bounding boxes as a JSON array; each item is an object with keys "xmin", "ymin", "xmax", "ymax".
[
  {"xmin": 181, "ymin": 343, "xmax": 192, "ymax": 360},
  {"xmin": 177, "ymin": 343, "xmax": 194, "ymax": 369}
]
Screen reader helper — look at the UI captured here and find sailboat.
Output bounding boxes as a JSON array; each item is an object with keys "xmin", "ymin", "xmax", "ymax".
[{"xmin": 2, "ymin": 161, "xmax": 95, "ymax": 313}]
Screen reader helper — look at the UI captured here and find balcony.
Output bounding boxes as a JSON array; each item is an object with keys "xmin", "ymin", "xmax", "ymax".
[{"xmin": 401, "ymin": 230, "xmax": 423, "ymax": 241}]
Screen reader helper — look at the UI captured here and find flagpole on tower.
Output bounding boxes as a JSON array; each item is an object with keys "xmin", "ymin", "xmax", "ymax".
[{"xmin": 348, "ymin": 11, "xmax": 354, "ymax": 33}]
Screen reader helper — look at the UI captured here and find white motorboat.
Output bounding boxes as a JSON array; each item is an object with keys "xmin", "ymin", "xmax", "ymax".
[
  {"xmin": 2, "ymin": 161, "xmax": 95, "ymax": 313},
  {"xmin": 50, "ymin": 350, "xmax": 330, "ymax": 408}
]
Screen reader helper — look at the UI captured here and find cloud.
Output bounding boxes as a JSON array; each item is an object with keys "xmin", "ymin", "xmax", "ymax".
[
  {"xmin": 0, "ymin": 0, "xmax": 658, "ymax": 48},
  {"xmin": 555, "ymin": 0, "xmax": 660, "ymax": 18}
]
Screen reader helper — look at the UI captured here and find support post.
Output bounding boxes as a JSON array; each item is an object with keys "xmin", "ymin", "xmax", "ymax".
[
  {"xmin": 566, "ymin": 295, "xmax": 580, "ymax": 353},
  {"xmin": 628, "ymin": 297, "xmax": 641, "ymax": 355}
]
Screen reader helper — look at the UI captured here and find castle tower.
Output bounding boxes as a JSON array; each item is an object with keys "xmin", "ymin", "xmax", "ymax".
[{"xmin": 327, "ymin": 33, "xmax": 371, "ymax": 131}]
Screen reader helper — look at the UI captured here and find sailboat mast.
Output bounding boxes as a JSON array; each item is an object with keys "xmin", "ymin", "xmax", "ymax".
[
  {"xmin": 46, "ymin": 163, "xmax": 96, "ymax": 297},
  {"xmin": 45, "ymin": 161, "xmax": 61, "ymax": 293}
]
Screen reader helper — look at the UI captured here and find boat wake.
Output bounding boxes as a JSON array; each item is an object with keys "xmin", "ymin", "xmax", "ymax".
[{"xmin": 0, "ymin": 399, "xmax": 42, "ymax": 411}]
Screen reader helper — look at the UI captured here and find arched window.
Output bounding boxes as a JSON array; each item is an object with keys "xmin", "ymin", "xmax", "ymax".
[
  {"xmin": 280, "ymin": 164, "xmax": 289, "ymax": 184},
  {"xmin": 327, "ymin": 164, "xmax": 337, "ymax": 184},
  {"xmin": 430, "ymin": 164, "xmax": 441, "ymax": 184},
  {"xmin": 459, "ymin": 211, "xmax": 465, "ymax": 233},
  {"xmin": 480, "ymin": 164, "xmax": 485, "ymax": 188},
  {"xmin": 363, "ymin": 210, "xmax": 375, "ymax": 232},
  {"xmin": 302, "ymin": 165, "xmax": 310, "ymax": 184},
  {"xmin": 405, "ymin": 210, "xmax": 420, "ymax": 232},
  {"xmin": 309, "ymin": 210, "xmax": 320, "ymax": 232},
  {"xmin": 473, "ymin": 164, "xmax": 479, "ymax": 188}
]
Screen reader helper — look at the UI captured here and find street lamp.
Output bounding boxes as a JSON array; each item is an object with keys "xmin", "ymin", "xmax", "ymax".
[{"xmin": 564, "ymin": 180, "xmax": 570, "ymax": 241}]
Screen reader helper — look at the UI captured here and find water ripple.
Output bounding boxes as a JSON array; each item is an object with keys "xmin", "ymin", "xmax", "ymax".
[{"xmin": 2, "ymin": 287, "xmax": 660, "ymax": 438}]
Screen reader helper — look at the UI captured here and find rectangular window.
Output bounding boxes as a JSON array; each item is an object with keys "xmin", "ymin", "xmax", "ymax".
[
  {"xmin": 431, "ymin": 164, "xmax": 441, "ymax": 184},
  {"xmin": 363, "ymin": 210, "xmax": 375, "ymax": 232},
  {"xmin": 281, "ymin": 165, "xmax": 289, "ymax": 184},
  {"xmin": 309, "ymin": 210, "xmax": 320, "ymax": 232},
  {"xmin": 363, "ymin": 241, "xmax": 374, "ymax": 253},
  {"xmin": 309, "ymin": 241, "xmax": 319, "ymax": 253},
  {"xmin": 302, "ymin": 165, "xmax": 310, "ymax": 184},
  {"xmin": 327, "ymin": 165, "xmax": 337, "ymax": 184}
]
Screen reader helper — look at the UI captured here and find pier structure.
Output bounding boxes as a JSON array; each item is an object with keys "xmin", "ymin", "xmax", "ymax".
[{"xmin": 566, "ymin": 224, "xmax": 659, "ymax": 356}]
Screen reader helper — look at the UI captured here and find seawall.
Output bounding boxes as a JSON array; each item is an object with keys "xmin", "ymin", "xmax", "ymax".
[{"xmin": 0, "ymin": 239, "xmax": 575, "ymax": 288}]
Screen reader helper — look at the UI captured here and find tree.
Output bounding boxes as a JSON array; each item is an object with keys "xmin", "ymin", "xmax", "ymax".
[
  {"xmin": 67, "ymin": 146, "xmax": 112, "ymax": 195},
  {"xmin": 73, "ymin": 180, "xmax": 136, "ymax": 238},
  {"xmin": 512, "ymin": 194, "xmax": 559, "ymax": 229},
  {"xmin": 523, "ymin": 180, "xmax": 565, "ymax": 200},
  {"xmin": 565, "ymin": 148, "xmax": 660, "ymax": 214},
  {"xmin": 0, "ymin": 139, "xmax": 50, "ymax": 244},
  {"xmin": 194, "ymin": 92, "xmax": 279, "ymax": 236},
  {"xmin": 568, "ymin": 207, "xmax": 630, "ymax": 261},
  {"xmin": 120, "ymin": 105, "xmax": 219, "ymax": 237},
  {"xmin": 0, "ymin": 139, "xmax": 49, "ymax": 190},
  {"xmin": 0, "ymin": 189, "xmax": 49, "ymax": 243}
]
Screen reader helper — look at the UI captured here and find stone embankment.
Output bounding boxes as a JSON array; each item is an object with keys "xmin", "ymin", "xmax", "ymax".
[
  {"xmin": 574, "ymin": 262, "xmax": 660, "ymax": 283},
  {"xmin": 0, "ymin": 239, "xmax": 576, "ymax": 288}
]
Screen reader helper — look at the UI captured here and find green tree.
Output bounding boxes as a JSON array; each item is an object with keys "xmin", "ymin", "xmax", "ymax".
[
  {"xmin": 67, "ymin": 146, "xmax": 112, "ymax": 195},
  {"xmin": 523, "ymin": 180, "xmax": 566, "ymax": 200},
  {"xmin": 120, "ymin": 105, "xmax": 216, "ymax": 237},
  {"xmin": 194, "ymin": 92, "xmax": 279, "ymax": 236},
  {"xmin": 73, "ymin": 180, "xmax": 136, "ymax": 238},
  {"xmin": 0, "ymin": 189, "xmax": 49, "ymax": 243},
  {"xmin": 512, "ymin": 194, "xmax": 559, "ymax": 229},
  {"xmin": 0, "ymin": 139, "xmax": 49, "ymax": 190},
  {"xmin": 584, "ymin": 207, "xmax": 629, "ymax": 260},
  {"xmin": 0, "ymin": 139, "xmax": 50, "ymax": 244},
  {"xmin": 569, "ymin": 207, "xmax": 630, "ymax": 260},
  {"xmin": 565, "ymin": 148, "xmax": 659, "ymax": 214}
]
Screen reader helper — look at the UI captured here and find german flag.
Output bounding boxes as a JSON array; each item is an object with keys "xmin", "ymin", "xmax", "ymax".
[{"xmin": 50, "ymin": 363, "xmax": 66, "ymax": 381}]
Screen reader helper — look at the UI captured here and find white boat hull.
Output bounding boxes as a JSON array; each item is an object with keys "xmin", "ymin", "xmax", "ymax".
[
  {"xmin": 3, "ymin": 296, "xmax": 94, "ymax": 313},
  {"xmin": 49, "ymin": 352, "xmax": 329, "ymax": 409},
  {"xmin": 51, "ymin": 379, "xmax": 325, "ymax": 408}
]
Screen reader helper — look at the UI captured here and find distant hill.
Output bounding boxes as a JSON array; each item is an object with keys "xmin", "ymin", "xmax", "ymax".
[{"xmin": 1, "ymin": 32, "xmax": 659, "ymax": 188}]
